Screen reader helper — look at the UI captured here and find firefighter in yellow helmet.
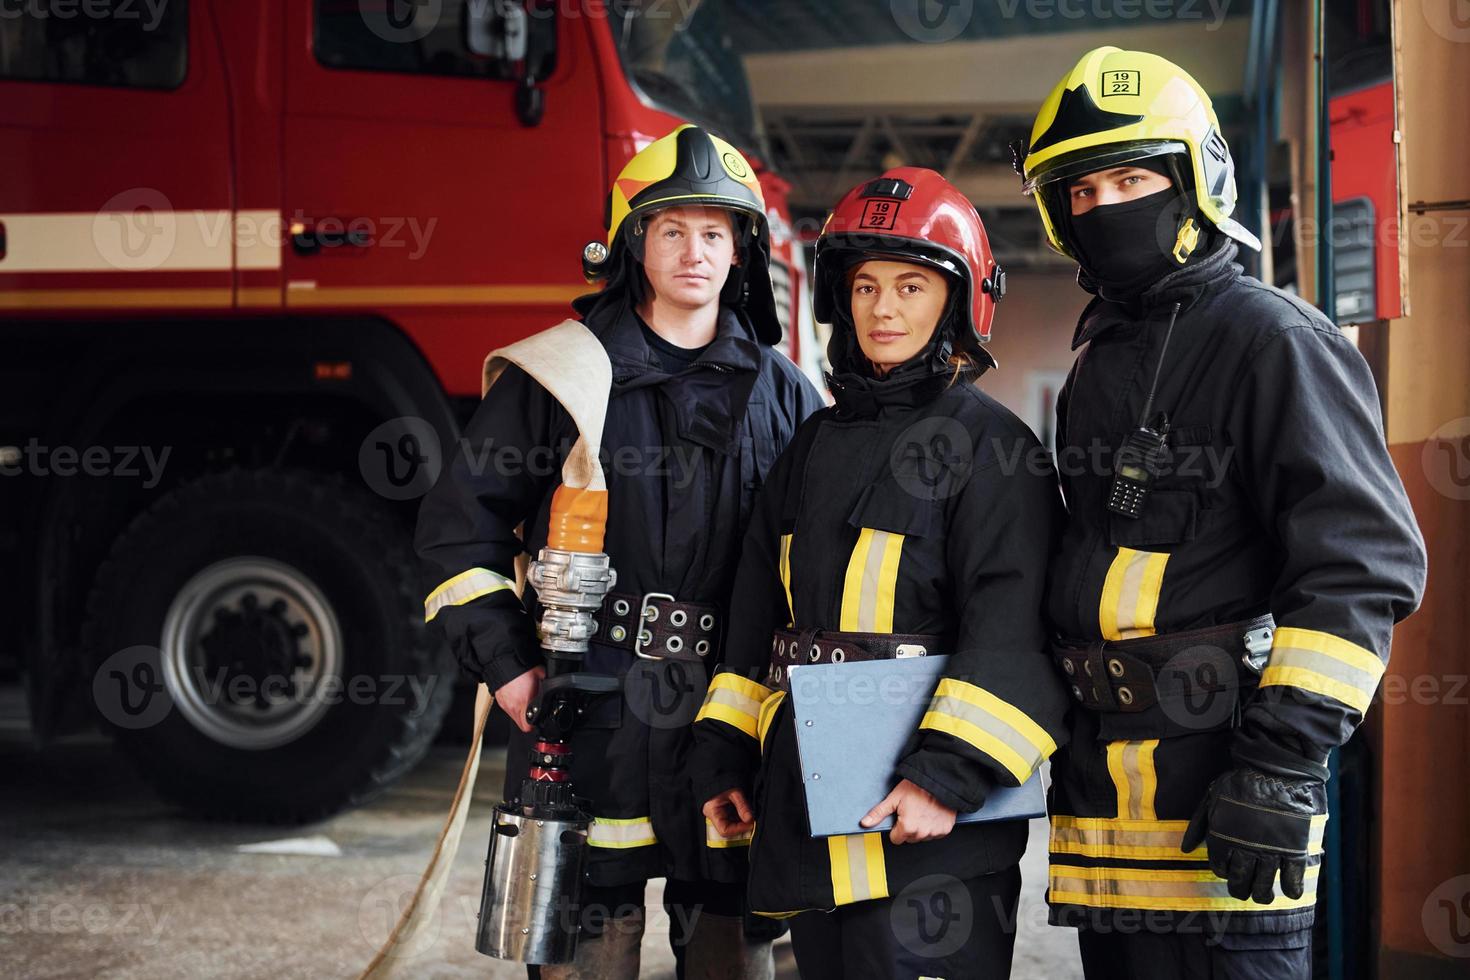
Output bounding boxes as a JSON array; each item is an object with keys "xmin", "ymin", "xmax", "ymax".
[
  {"xmin": 1018, "ymin": 48, "xmax": 1425, "ymax": 979},
  {"xmin": 416, "ymin": 125, "xmax": 823, "ymax": 978}
]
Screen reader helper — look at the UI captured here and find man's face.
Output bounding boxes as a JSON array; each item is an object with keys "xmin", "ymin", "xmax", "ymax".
[
  {"xmin": 639, "ymin": 206, "xmax": 738, "ymax": 310},
  {"xmin": 1068, "ymin": 165, "xmax": 1174, "ymax": 215}
]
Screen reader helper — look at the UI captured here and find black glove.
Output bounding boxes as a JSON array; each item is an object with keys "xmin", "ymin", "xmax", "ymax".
[{"xmin": 1181, "ymin": 734, "xmax": 1328, "ymax": 904}]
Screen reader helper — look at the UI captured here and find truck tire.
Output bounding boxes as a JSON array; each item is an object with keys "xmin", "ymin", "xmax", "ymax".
[{"xmin": 80, "ymin": 468, "xmax": 453, "ymax": 824}]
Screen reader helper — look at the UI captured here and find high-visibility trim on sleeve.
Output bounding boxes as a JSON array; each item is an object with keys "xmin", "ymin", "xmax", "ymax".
[
  {"xmin": 1048, "ymin": 814, "xmax": 1328, "ymax": 862},
  {"xmin": 1048, "ymin": 863, "xmax": 1320, "ymax": 912},
  {"xmin": 424, "ymin": 567, "xmax": 515, "ymax": 622},
  {"xmin": 919, "ymin": 678, "xmax": 1057, "ymax": 784},
  {"xmin": 827, "ymin": 832, "xmax": 888, "ymax": 906},
  {"xmin": 588, "ymin": 816, "xmax": 658, "ymax": 849},
  {"xmin": 705, "ymin": 818, "xmax": 753, "ymax": 849},
  {"xmin": 694, "ymin": 672, "xmax": 776, "ymax": 740},
  {"xmin": 1260, "ymin": 627, "xmax": 1385, "ymax": 715}
]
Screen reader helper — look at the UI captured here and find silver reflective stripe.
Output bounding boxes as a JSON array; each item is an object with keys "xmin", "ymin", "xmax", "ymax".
[
  {"xmin": 588, "ymin": 817, "xmax": 658, "ymax": 849},
  {"xmin": 424, "ymin": 567, "xmax": 514, "ymax": 622}
]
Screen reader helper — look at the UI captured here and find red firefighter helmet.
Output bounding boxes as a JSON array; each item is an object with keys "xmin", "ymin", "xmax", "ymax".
[{"xmin": 814, "ymin": 167, "xmax": 1006, "ymax": 347}]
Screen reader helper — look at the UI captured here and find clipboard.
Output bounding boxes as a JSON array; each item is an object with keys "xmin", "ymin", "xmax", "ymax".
[{"xmin": 788, "ymin": 656, "xmax": 1045, "ymax": 838}]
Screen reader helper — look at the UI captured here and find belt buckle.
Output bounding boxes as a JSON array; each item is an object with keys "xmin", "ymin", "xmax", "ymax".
[
  {"xmin": 634, "ymin": 591, "xmax": 676, "ymax": 660},
  {"xmin": 1242, "ymin": 626, "xmax": 1273, "ymax": 674}
]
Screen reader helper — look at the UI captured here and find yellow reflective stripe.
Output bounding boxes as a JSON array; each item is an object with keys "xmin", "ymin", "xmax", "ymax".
[
  {"xmin": 779, "ymin": 533, "xmax": 795, "ymax": 627},
  {"xmin": 757, "ymin": 690, "xmax": 787, "ymax": 751},
  {"xmin": 839, "ymin": 528, "xmax": 905, "ymax": 633},
  {"xmin": 1260, "ymin": 628, "xmax": 1385, "ymax": 715},
  {"xmin": 828, "ymin": 832, "xmax": 888, "ymax": 906},
  {"xmin": 1137, "ymin": 739, "xmax": 1158, "ymax": 819},
  {"xmin": 1098, "ymin": 547, "xmax": 1169, "ymax": 641},
  {"xmin": 1106, "ymin": 742, "xmax": 1131, "ymax": 819},
  {"xmin": 424, "ymin": 567, "xmax": 514, "ymax": 621},
  {"xmin": 1049, "ymin": 814, "xmax": 1328, "ymax": 861},
  {"xmin": 705, "ymin": 818, "xmax": 752, "ymax": 849},
  {"xmin": 588, "ymin": 816, "xmax": 658, "ymax": 849},
  {"xmin": 919, "ymin": 678, "xmax": 1056, "ymax": 784},
  {"xmin": 1105, "ymin": 740, "xmax": 1160, "ymax": 820},
  {"xmin": 695, "ymin": 673, "xmax": 776, "ymax": 740},
  {"xmin": 1049, "ymin": 863, "xmax": 1321, "ymax": 912}
]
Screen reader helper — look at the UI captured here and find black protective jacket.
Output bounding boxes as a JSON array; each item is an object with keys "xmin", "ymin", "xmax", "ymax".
[
  {"xmin": 414, "ymin": 301, "xmax": 824, "ymax": 886},
  {"xmin": 692, "ymin": 348, "xmax": 1068, "ymax": 916},
  {"xmin": 1045, "ymin": 240, "xmax": 1427, "ymax": 934}
]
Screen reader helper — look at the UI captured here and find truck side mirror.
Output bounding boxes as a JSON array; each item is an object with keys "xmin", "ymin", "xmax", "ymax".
[
  {"xmin": 466, "ymin": 1, "xmax": 546, "ymax": 128},
  {"xmin": 466, "ymin": 0, "xmax": 528, "ymax": 63}
]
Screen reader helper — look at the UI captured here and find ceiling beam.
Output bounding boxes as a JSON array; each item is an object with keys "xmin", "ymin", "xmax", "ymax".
[{"xmin": 746, "ymin": 19, "xmax": 1251, "ymax": 110}]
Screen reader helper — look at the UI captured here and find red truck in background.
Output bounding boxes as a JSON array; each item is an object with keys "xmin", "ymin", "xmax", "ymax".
[
  {"xmin": 1327, "ymin": 77, "xmax": 1402, "ymax": 325},
  {"xmin": 0, "ymin": 0, "xmax": 816, "ymax": 823}
]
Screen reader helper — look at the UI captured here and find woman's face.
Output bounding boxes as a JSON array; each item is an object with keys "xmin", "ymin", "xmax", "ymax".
[{"xmin": 848, "ymin": 259, "xmax": 950, "ymax": 377}]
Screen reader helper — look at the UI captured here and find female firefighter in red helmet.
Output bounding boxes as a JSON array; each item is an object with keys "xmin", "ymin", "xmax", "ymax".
[{"xmin": 691, "ymin": 168, "xmax": 1070, "ymax": 978}]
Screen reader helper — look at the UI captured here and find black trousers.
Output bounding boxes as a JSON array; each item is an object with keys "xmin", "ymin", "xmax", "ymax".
[
  {"xmin": 1077, "ymin": 927, "xmax": 1313, "ymax": 980},
  {"xmin": 789, "ymin": 865, "xmax": 1022, "ymax": 980}
]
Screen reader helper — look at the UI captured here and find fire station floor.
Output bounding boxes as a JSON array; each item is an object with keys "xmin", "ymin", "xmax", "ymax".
[{"xmin": 0, "ymin": 688, "xmax": 1080, "ymax": 979}]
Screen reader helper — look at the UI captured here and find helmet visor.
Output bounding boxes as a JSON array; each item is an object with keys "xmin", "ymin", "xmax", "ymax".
[{"xmin": 1022, "ymin": 140, "xmax": 1188, "ymax": 196}]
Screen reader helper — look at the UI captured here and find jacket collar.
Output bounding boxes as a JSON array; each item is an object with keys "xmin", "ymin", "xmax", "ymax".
[
  {"xmin": 590, "ymin": 301, "xmax": 762, "ymax": 384},
  {"xmin": 1071, "ymin": 239, "xmax": 1240, "ymax": 350}
]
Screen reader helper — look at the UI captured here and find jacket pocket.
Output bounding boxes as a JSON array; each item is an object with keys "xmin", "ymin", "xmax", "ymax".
[
  {"xmin": 845, "ymin": 481, "xmax": 938, "ymax": 539},
  {"xmin": 1107, "ymin": 489, "xmax": 1198, "ymax": 548}
]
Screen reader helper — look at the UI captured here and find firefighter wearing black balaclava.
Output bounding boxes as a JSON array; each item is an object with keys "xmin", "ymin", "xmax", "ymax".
[
  {"xmin": 692, "ymin": 167, "xmax": 1069, "ymax": 979},
  {"xmin": 1016, "ymin": 47, "xmax": 1427, "ymax": 978},
  {"xmin": 415, "ymin": 124, "xmax": 824, "ymax": 979}
]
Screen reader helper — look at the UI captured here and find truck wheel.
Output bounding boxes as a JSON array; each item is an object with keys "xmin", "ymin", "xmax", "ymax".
[{"xmin": 80, "ymin": 468, "xmax": 453, "ymax": 824}]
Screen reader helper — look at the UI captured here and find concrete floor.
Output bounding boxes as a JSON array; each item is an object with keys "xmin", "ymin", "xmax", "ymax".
[{"xmin": 1, "ymin": 689, "xmax": 1081, "ymax": 979}]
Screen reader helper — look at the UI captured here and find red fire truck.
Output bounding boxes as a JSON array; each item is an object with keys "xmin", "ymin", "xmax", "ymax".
[{"xmin": 0, "ymin": 0, "xmax": 816, "ymax": 823}]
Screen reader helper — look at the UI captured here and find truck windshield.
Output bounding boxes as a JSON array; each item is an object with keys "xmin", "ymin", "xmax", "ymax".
[{"xmin": 610, "ymin": 1, "xmax": 763, "ymax": 157}]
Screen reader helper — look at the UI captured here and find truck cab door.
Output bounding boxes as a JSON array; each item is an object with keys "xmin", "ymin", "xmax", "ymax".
[{"xmin": 281, "ymin": 0, "xmax": 606, "ymax": 398}]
